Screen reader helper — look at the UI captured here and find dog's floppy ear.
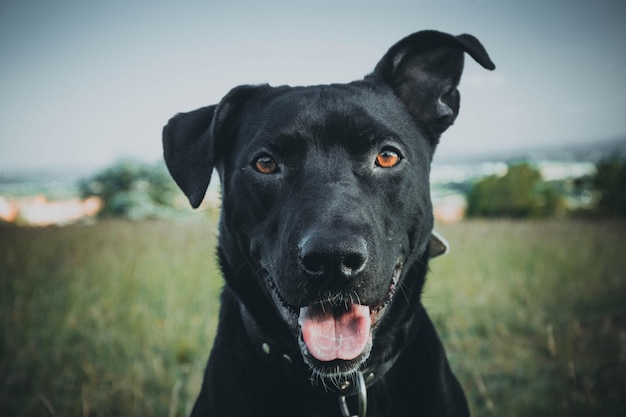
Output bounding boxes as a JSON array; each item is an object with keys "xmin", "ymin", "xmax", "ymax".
[
  {"xmin": 163, "ymin": 105, "xmax": 216, "ymax": 208},
  {"xmin": 163, "ymin": 85, "xmax": 260, "ymax": 208},
  {"xmin": 372, "ymin": 30, "xmax": 495, "ymax": 143}
]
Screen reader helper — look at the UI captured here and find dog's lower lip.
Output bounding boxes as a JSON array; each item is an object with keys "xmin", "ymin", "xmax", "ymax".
[
  {"xmin": 369, "ymin": 260, "xmax": 402, "ymax": 327},
  {"xmin": 369, "ymin": 282, "xmax": 396, "ymax": 327}
]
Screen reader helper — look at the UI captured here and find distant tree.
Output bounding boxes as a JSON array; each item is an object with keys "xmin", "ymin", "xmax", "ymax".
[
  {"xmin": 466, "ymin": 162, "xmax": 563, "ymax": 218},
  {"xmin": 592, "ymin": 158, "xmax": 626, "ymax": 216},
  {"xmin": 80, "ymin": 159, "xmax": 179, "ymax": 219}
]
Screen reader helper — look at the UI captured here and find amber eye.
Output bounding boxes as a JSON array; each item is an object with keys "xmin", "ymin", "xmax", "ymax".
[
  {"xmin": 375, "ymin": 148, "xmax": 401, "ymax": 168},
  {"xmin": 253, "ymin": 155, "xmax": 279, "ymax": 174}
]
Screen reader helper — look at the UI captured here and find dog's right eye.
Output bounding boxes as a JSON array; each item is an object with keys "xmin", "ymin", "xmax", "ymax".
[{"xmin": 253, "ymin": 155, "xmax": 280, "ymax": 174}]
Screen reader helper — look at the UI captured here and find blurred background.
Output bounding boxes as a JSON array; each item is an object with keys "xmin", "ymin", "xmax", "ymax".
[{"xmin": 1, "ymin": 1, "xmax": 625, "ymax": 416}]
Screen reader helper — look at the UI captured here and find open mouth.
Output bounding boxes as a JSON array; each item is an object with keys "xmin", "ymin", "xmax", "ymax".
[{"xmin": 267, "ymin": 260, "xmax": 403, "ymax": 377}]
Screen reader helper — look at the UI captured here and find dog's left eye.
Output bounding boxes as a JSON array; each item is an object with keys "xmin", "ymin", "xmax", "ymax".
[
  {"xmin": 253, "ymin": 155, "xmax": 280, "ymax": 174},
  {"xmin": 375, "ymin": 148, "xmax": 401, "ymax": 168}
]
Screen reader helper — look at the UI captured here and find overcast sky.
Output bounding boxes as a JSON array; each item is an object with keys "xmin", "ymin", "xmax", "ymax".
[{"xmin": 1, "ymin": 0, "xmax": 625, "ymax": 172}]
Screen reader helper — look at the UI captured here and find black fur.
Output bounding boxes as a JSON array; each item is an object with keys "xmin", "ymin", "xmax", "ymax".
[{"xmin": 163, "ymin": 30, "xmax": 495, "ymax": 416}]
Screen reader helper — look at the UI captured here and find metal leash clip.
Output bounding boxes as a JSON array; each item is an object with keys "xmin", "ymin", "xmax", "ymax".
[{"xmin": 338, "ymin": 371, "xmax": 367, "ymax": 417}]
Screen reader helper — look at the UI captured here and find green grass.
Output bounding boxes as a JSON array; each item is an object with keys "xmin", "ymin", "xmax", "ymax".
[
  {"xmin": 1, "ymin": 214, "xmax": 222, "ymax": 417},
  {"xmin": 1, "ymin": 217, "xmax": 625, "ymax": 416},
  {"xmin": 426, "ymin": 219, "xmax": 626, "ymax": 416}
]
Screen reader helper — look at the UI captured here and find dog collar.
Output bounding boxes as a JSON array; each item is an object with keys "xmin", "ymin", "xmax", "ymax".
[{"xmin": 239, "ymin": 301, "xmax": 400, "ymax": 415}]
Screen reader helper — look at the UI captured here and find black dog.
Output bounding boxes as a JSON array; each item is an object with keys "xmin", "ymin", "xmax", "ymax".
[{"xmin": 163, "ymin": 30, "xmax": 494, "ymax": 416}]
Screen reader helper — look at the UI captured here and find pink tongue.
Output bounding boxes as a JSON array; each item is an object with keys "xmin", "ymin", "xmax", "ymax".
[{"xmin": 299, "ymin": 304, "xmax": 371, "ymax": 362}]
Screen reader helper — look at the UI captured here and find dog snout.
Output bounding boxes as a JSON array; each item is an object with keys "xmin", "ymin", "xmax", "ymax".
[{"xmin": 299, "ymin": 232, "xmax": 368, "ymax": 281}]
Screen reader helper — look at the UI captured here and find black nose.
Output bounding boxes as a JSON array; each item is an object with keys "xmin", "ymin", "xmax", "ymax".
[{"xmin": 299, "ymin": 233, "xmax": 368, "ymax": 280}]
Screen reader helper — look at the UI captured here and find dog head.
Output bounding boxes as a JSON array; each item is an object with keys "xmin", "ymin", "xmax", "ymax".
[{"xmin": 163, "ymin": 30, "xmax": 494, "ymax": 384}]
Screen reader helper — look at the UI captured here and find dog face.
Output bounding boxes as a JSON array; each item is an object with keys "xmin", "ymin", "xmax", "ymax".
[
  {"xmin": 221, "ymin": 84, "xmax": 434, "ymax": 371},
  {"xmin": 163, "ymin": 30, "xmax": 494, "ymax": 382}
]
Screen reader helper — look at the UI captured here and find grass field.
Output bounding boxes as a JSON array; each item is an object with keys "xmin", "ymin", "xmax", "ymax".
[{"xmin": 1, "ymin": 216, "xmax": 625, "ymax": 416}]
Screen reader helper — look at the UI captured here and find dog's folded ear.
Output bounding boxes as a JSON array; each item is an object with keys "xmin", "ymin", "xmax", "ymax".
[
  {"xmin": 163, "ymin": 85, "xmax": 260, "ymax": 208},
  {"xmin": 428, "ymin": 230, "xmax": 450, "ymax": 259},
  {"xmin": 371, "ymin": 30, "xmax": 495, "ymax": 143}
]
